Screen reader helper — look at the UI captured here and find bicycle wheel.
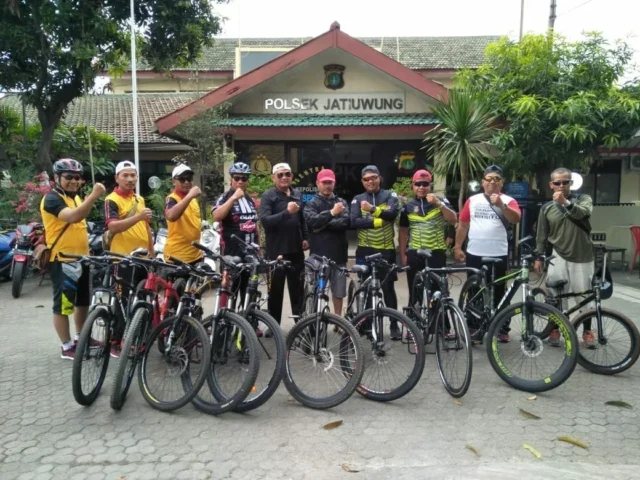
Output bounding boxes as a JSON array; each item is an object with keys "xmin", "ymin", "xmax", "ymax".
[
  {"xmin": 410, "ymin": 271, "xmax": 442, "ymax": 335},
  {"xmin": 350, "ymin": 307, "xmax": 425, "ymax": 402},
  {"xmin": 110, "ymin": 306, "xmax": 150, "ymax": 411},
  {"xmin": 284, "ymin": 313, "xmax": 363, "ymax": 409},
  {"xmin": 486, "ymin": 301, "xmax": 578, "ymax": 392},
  {"xmin": 435, "ymin": 300, "xmax": 472, "ymax": 398},
  {"xmin": 189, "ymin": 311, "xmax": 260, "ymax": 415},
  {"xmin": 530, "ymin": 288, "xmax": 557, "ymax": 339},
  {"xmin": 572, "ymin": 308, "xmax": 640, "ymax": 375},
  {"xmin": 458, "ymin": 274, "xmax": 487, "ymax": 337},
  {"xmin": 346, "ymin": 278, "xmax": 360, "ymax": 318},
  {"xmin": 138, "ymin": 315, "xmax": 211, "ymax": 412},
  {"xmin": 234, "ymin": 309, "xmax": 285, "ymax": 412},
  {"xmin": 72, "ymin": 308, "xmax": 113, "ymax": 406}
]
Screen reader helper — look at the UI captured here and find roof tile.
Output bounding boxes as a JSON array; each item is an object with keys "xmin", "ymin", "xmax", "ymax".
[{"xmin": 219, "ymin": 114, "xmax": 440, "ymax": 127}]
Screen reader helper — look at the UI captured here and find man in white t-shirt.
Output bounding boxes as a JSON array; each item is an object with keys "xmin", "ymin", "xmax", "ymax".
[{"xmin": 455, "ymin": 165, "xmax": 522, "ymax": 343}]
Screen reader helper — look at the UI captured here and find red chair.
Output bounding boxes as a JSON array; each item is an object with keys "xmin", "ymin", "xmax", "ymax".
[{"xmin": 630, "ymin": 226, "xmax": 640, "ymax": 276}]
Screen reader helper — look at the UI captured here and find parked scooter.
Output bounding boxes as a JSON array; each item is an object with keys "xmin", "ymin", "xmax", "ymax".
[
  {"xmin": 11, "ymin": 221, "xmax": 45, "ymax": 298},
  {"xmin": 0, "ymin": 219, "xmax": 17, "ymax": 281},
  {"xmin": 87, "ymin": 221, "xmax": 105, "ymax": 256},
  {"xmin": 153, "ymin": 220, "xmax": 220, "ymax": 270}
]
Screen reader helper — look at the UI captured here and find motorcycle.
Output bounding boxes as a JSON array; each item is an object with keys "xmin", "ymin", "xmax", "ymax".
[
  {"xmin": 0, "ymin": 220, "xmax": 17, "ymax": 280},
  {"xmin": 87, "ymin": 221, "xmax": 105, "ymax": 256},
  {"xmin": 11, "ymin": 221, "xmax": 45, "ymax": 298}
]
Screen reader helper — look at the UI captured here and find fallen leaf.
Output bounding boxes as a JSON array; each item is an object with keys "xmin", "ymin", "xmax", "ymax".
[
  {"xmin": 35, "ymin": 305, "xmax": 44, "ymax": 308},
  {"xmin": 557, "ymin": 436, "xmax": 589, "ymax": 449},
  {"xmin": 116, "ymin": 477, "xmax": 128, "ymax": 480},
  {"xmin": 528, "ymin": 395, "xmax": 537, "ymax": 401},
  {"xmin": 322, "ymin": 420, "xmax": 343, "ymax": 430},
  {"xmin": 341, "ymin": 464, "xmax": 360, "ymax": 473},
  {"xmin": 522, "ymin": 444, "xmax": 542, "ymax": 459},
  {"xmin": 465, "ymin": 445, "xmax": 480, "ymax": 457},
  {"xmin": 453, "ymin": 399, "xmax": 462, "ymax": 406},
  {"xmin": 519, "ymin": 408, "xmax": 541, "ymax": 420},
  {"xmin": 605, "ymin": 400, "xmax": 633, "ymax": 409}
]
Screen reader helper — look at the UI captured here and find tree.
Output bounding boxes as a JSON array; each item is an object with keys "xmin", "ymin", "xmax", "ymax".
[
  {"xmin": 0, "ymin": 0, "xmax": 228, "ymax": 172},
  {"xmin": 423, "ymin": 89, "xmax": 497, "ymax": 212},
  {"xmin": 456, "ymin": 32, "xmax": 640, "ymax": 191}
]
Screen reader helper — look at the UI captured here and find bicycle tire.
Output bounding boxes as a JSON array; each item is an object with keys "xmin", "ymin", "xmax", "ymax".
[
  {"xmin": 346, "ymin": 278, "xmax": 360, "ymax": 318},
  {"xmin": 350, "ymin": 307, "xmax": 425, "ymax": 402},
  {"xmin": 233, "ymin": 309, "xmax": 285, "ymax": 412},
  {"xmin": 138, "ymin": 315, "xmax": 211, "ymax": 412},
  {"xmin": 530, "ymin": 287, "xmax": 557, "ymax": 339},
  {"xmin": 435, "ymin": 300, "xmax": 472, "ymax": 398},
  {"xmin": 458, "ymin": 274, "xmax": 487, "ymax": 336},
  {"xmin": 110, "ymin": 307, "xmax": 149, "ymax": 411},
  {"xmin": 410, "ymin": 271, "xmax": 442, "ymax": 334},
  {"xmin": 573, "ymin": 308, "xmax": 640, "ymax": 375},
  {"xmin": 72, "ymin": 308, "xmax": 113, "ymax": 406},
  {"xmin": 190, "ymin": 311, "xmax": 260, "ymax": 415},
  {"xmin": 486, "ymin": 301, "xmax": 578, "ymax": 392},
  {"xmin": 284, "ymin": 313, "xmax": 364, "ymax": 409}
]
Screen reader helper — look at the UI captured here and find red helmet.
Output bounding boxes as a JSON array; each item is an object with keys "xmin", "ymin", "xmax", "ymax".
[{"xmin": 53, "ymin": 158, "xmax": 84, "ymax": 174}]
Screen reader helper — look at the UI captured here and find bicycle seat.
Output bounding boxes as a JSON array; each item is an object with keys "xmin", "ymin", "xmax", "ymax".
[
  {"xmin": 304, "ymin": 256, "xmax": 323, "ymax": 271},
  {"xmin": 546, "ymin": 279, "xmax": 568, "ymax": 289},
  {"xmin": 481, "ymin": 257, "xmax": 503, "ymax": 265},
  {"xmin": 416, "ymin": 249, "xmax": 432, "ymax": 259},
  {"xmin": 351, "ymin": 265, "xmax": 369, "ymax": 275},
  {"xmin": 130, "ymin": 248, "xmax": 148, "ymax": 257}
]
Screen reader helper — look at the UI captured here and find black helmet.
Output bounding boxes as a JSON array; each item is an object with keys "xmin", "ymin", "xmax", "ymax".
[{"xmin": 53, "ymin": 158, "xmax": 84, "ymax": 174}]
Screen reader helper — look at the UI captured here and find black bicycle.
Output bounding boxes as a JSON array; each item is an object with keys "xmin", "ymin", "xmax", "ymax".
[
  {"xmin": 405, "ymin": 249, "xmax": 472, "ymax": 398},
  {"xmin": 285, "ymin": 254, "xmax": 364, "ymax": 409},
  {"xmin": 532, "ymin": 244, "xmax": 640, "ymax": 375},
  {"xmin": 458, "ymin": 236, "xmax": 578, "ymax": 393},
  {"xmin": 343, "ymin": 253, "xmax": 426, "ymax": 402}
]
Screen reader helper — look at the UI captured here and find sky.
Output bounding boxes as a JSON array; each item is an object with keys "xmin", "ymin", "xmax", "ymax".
[{"xmin": 211, "ymin": 0, "xmax": 638, "ymax": 83}]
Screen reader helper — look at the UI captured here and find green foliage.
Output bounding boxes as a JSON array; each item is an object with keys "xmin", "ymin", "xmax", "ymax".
[
  {"xmin": 145, "ymin": 176, "xmax": 173, "ymax": 230},
  {"xmin": 246, "ymin": 174, "xmax": 274, "ymax": 197},
  {"xmin": 456, "ymin": 32, "xmax": 640, "ymax": 188},
  {"xmin": 423, "ymin": 89, "xmax": 497, "ymax": 211},
  {"xmin": 0, "ymin": 0, "xmax": 227, "ymax": 170}
]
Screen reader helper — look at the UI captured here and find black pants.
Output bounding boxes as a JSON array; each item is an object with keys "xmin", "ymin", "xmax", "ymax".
[
  {"xmin": 465, "ymin": 253, "xmax": 508, "ymax": 307},
  {"xmin": 406, "ymin": 249, "xmax": 447, "ymax": 307},
  {"xmin": 355, "ymin": 249, "xmax": 398, "ymax": 311},
  {"xmin": 268, "ymin": 252, "xmax": 305, "ymax": 324}
]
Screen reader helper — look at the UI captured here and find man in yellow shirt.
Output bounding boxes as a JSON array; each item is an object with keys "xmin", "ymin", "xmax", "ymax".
[
  {"xmin": 104, "ymin": 160, "xmax": 154, "ymax": 357},
  {"xmin": 164, "ymin": 164, "xmax": 203, "ymax": 265},
  {"xmin": 40, "ymin": 159, "xmax": 105, "ymax": 360}
]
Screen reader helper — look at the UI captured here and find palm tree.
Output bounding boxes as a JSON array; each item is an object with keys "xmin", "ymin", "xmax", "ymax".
[{"xmin": 424, "ymin": 89, "xmax": 498, "ymax": 212}]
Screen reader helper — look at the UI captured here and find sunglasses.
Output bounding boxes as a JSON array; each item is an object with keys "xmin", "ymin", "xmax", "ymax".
[
  {"xmin": 552, "ymin": 180, "xmax": 572, "ymax": 186},
  {"xmin": 61, "ymin": 174, "xmax": 82, "ymax": 181},
  {"xmin": 276, "ymin": 171, "xmax": 292, "ymax": 179},
  {"xmin": 176, "ymin": 176, "xmax": 194, "ymax": 183},
  {"xmin": 414, "ymin": 181, "xmax": 430, "ymax": 187},
  {"xmin": 362, "ymin": 175, "xmax": 379, "ymax": 182},
  {"xmin": 232, "ymin": 175, "xmax": 249, "ymax": 182},
  {"xmin": 483, "ymin": 176, "xmax": 502, "ymax": 183}
]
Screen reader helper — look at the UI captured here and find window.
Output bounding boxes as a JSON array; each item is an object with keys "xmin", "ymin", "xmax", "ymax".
[
  {"xmin": 235, "ymin": 48, "xmax": 290, "ymax": 77},
  {"xmin": 581, "ymin": 159, "xmax": 621, "ymax": 204}
]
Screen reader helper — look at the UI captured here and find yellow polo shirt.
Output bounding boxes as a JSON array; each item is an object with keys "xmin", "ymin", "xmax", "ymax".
[
  {"xmin": 40, "ymin": 188, "xmax": 89, "ymax": 262},
  {"xmin": 164, "ymin": 190, "xmax": 203, "ymax": 263},
  {"xmin": 104, "ymin": 187, "xmax": 150, "ymax": 255}
]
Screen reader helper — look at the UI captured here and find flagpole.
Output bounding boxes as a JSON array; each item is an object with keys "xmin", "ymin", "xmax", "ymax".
[{"xmin": 130, "ymin": 0, "xmax": 141, "ymax": 193}]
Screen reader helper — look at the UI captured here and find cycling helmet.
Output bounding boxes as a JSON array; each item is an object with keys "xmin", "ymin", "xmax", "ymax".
[
  {"xmin": 53, "ymin": 158, "xmax": 84, "ymax": 174},
  {"xmin": 229, "ymin": 162, "xmax": 251, "ymax": 175}
]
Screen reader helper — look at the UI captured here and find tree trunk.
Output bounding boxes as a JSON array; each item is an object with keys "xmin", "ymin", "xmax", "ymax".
[{"xmin": 34, "ymin": 108, "xmax": 63, "ymax": 174}]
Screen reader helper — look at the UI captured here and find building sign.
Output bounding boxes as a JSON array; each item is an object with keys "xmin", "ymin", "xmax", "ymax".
[
  {"xmin": 263, "ymin": 93, "xmax": 405, "ymax": 115},
  {"xmin": 504, "ymin": 181, "xmax": 529, "ymax": 199}
]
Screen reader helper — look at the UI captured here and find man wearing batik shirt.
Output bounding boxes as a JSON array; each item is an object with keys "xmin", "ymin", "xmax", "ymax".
[{"xmin": 455, "ymin": 165, "xmax": 521, "ymax": 343}]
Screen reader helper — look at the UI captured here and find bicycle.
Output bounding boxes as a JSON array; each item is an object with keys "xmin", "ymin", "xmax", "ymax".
[
  {"xmin": 284, "ymin": 254, "xmax": 364, "ymax": 409},
  {"xmin": 457, "ymin": 236, "xmax": 578, "ymax": 393},
  {"xmin": 343, "ymin": 253, "xmax": 425, "ymax": 402},
  {"xmin": 66, "ymin": 250, "xmax": 143, "ymax": 406},
  {"xmin": 404, "ymin": 249, "xmax": 472, "ymax": 398},
  {"xmin": 532, "ymin": 244, "xmax": 640, "ymax": 375},
  {"xmin": 108, "ymin": 249, "xmax": 201, "ymax": 410},
  {"xmin": 184, "ymin": 243, "xmax": 262, "ymax": 416}
]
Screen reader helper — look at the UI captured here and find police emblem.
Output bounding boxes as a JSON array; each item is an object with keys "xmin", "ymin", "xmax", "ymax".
[{"xmin": 324, "ymin": 64, "xmax": 345, "ymax": 90}]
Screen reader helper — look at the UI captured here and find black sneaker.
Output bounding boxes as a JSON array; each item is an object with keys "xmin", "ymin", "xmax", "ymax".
[{"xmin": 390, "ymin": 322, "xmax": 402, "ymax": 341}]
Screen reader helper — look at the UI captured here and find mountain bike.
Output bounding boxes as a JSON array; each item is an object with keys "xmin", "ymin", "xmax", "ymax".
[
  {"xmin": 343, "ymin": 253, "xmax": 425, "ymax": 402},
  {"xmin": 458, "ymin": 236, "xmax": 578, "ymax": 393},
  {"xmin": 66, "ymin": 251, "xmax": 143, "ymax": 406},
  {"xmin": 186, "ymin": 242, "xmax": 261, "ymax": 415},
  {"xmin": 404, "ymin": 249, "xmax": 472, "ymax": 398},
  {"xmin": 532, "ymin": 244, "xmax": 640, "ymax": 375},
  {"xmin": 284, "ymin": 254, "xmax": 364, "ymax": 409}
]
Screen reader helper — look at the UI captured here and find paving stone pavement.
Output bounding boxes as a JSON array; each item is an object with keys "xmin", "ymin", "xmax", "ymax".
[{"xmin": 1, "ymin": 273, "xmax": 640, "ymax": 480}]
